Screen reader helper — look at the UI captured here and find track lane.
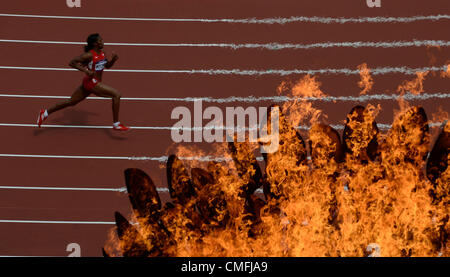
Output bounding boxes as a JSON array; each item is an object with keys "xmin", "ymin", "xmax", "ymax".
[
  {"xmin": 1, "ymin": 69, "xmax": 449, "ymax": 100},
  {"xmin": 0, "ymin": 95, "xmax": 448, "ymax": 126},
  {"xmin": 2, "ymin": 0, "xmax": 449, "ymax": 20},
  {"xmin": 0, "ymin": 223, "xmax": 113, "ymax": 257},
  {"xmin": 1, "ymin": 42, "xmax": 449, "ymax": 71},
  {"xmin": 0, "ymin": 158, "xmax": 169, "ymax": 189},
  {"xmin": 0, "ymin": 189, "xmax": 131, "ymax": 221},
  {"xmin": 2, "ymin": 18, "xmax": 449, "ymax": 45}
]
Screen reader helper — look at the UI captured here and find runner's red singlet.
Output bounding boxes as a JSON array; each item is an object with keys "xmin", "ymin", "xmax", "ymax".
[{"xmin": 82, "ymin": 50, "xmax": 107, "ymax": 91}]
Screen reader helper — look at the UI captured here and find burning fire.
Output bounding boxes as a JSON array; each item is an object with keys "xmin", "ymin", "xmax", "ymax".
[
  {"xmin": 358, "ymin": 63, "xmax": 374, "ymax": 95},
  {"xmin": 442, "ymin": 64, "xmax": 450, "ymax": 78},
  {"xmin": 103, "ymin": 67, "xmax": 449, "ymax": 257}
]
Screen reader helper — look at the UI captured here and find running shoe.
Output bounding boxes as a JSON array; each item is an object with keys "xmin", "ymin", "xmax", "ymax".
[
  {"xmin": 37, "ymin": 109, "xmax": 47, "ymax": 128},
  {"xmin": 113, "ymin": 123, "xmax": 130, "ymax": 131}
]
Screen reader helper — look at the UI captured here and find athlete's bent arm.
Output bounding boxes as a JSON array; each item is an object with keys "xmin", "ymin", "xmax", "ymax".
[
  {"xmin": 69, "ymin": 52, "xmax": 94, "ymax": 76},
  {"xmin": 105, "ymin": 52, "xmax": 119, "ymax": 69}
]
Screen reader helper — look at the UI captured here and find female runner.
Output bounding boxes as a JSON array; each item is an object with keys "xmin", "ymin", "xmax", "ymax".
[{"xmin": 37, "ymin": 33, "xmax": 130, "ymax": 131}]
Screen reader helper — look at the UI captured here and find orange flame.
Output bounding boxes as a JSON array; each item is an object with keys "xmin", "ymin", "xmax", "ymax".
[
  {"xmin": 357, "ymin": 63, "xmax": 374, "ymax": 95},
  {"xmin": 104, "ymin": 67, "xmax": 449, "ymax": 257},
  {"xmin": 441, "ymin": 64, "xmax": 450, "ymax": 78},
  {"xmin": 278, "ymin": 75, "xmax": 327, "ymax": 127},
  {"xmin": 397, "ymin": 71, "xmax": 429, "ymax": 95}
]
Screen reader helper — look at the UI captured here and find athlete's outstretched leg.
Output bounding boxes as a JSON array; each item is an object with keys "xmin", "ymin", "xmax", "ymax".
[
  {"xmin": 48, "ymin": 86, "xmax": 90, "ymax": 114},
  {"xmin": 90, "ymin": 82, "xmax": 129, "ymax": 131},
  {"xmin": 37, "ymin": 86, "xmax": 89, "ymax": 127}
]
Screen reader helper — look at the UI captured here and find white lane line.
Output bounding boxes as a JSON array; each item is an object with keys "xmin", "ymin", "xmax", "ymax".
[
  {"xmin": 1, "ymin": 39, "xmax": 449, "ymax": 50},
  {"xmin": 0, "ymin": 255, "xmax": 58, "ymax": 258},
  {"xmin": 0, "ymin": 66, "xmax": 73, "ymax": 71},
  {"xmin": 0, "ymin": 185, "xmax": 169, "ymax": 193},
  {"xmin": 0, "ymin": 153, "xmax": 264, "ymax": 162},
  {"xmin": 0, "ymin": 185, "xmax": 126, "ymax": 192},
  {"xmin": 0, "ymin": 65, "xmax": 446, "ymax": 76},
  {"xmin": 0, "ymin": 123, "xmax": 261, "ymax": 131},
  {"xmin": 0, "ymin": 13, "xmax": 449, "ymax": 24},
  {"xmin": 0, "ymin": 219, "xmax": 114, "ymax": 225},
  {"xmin": 0, "ymin": 186, "xmax": 260, "ymax": 194},
  {"xmin": 0, "ymin": 121, "xmax": 443, "ymax": 131},
  {"xmin": 0, "ymin": 94, "xmax": 71, "ymax": 99},
  {"xmin": 0, "ymin": 153, "xmax": 165, "ymax": 161},
  {"xmin": 0, "ymin": 92, "xmax": 449, "ymax": 102},
  {"xmin": 1, "ymin": 123, "xmax": 302, "ymax": 130},
  {"xmin": 0, "ymin": 123, "xmax": 180, "ymax": 130}
]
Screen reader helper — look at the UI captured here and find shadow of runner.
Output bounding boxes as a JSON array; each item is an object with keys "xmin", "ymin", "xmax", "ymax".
[
  {"xmin": 51, "ymin": 109, "xmax": 99, "ymax": 125},
  {"xmin": 102, "ymin": 128, "xmax": 129, "ymax": 141}
]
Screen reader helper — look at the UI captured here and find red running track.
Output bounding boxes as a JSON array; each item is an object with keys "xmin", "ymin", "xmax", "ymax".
[{"xmin": 0, "ymin": 0, "xmax": 449, "ymax": 256}]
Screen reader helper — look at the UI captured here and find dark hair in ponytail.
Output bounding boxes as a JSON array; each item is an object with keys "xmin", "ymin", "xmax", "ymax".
[{"xmin": 84, "ymin": 33, "xmax": 100, "ymax": 52}]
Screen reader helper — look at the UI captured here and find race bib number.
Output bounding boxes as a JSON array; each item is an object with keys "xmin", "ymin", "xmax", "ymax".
[{"xmin": 95, "ymin": 59, "xmax": 107, "ymax": 71}]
